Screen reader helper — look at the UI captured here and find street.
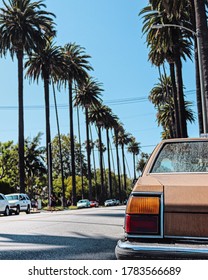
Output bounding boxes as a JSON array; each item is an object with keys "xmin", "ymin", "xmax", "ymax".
[{"xmin": 0, "ymin": 205, "xmax": 125, "ymax": 260}]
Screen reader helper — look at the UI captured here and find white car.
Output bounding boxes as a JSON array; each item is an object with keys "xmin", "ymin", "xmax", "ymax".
[
  {"xmin": 5, "ymin": 193, "xmax": 31, "ymax": 215},
  {"xmin": 104, "ymin": 199, "xmax": 115, "ymax": 206},
  {"xmin": 0, "ymin": 193, "xmax": 10, "ymax": 216}
]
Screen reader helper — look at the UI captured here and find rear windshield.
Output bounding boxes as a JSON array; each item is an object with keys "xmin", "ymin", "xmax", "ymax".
[{"xmin": 151, "ymin": 141, "xmax": 208, "ymax": 173}]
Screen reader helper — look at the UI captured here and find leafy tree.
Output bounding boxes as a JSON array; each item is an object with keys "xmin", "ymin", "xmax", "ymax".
[
  {"xmin": 24, "ymin": 132, "xmax": 46, "ymax": 196},
  {"xmin": 51, "ymin": 134, "xmax": 87, "ymax": 180}
]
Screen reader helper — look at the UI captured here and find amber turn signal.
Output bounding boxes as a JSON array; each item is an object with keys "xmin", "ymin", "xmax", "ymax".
[{"xmin": 126, "ymin": 196, "xmax": 160, "ymax": 214}]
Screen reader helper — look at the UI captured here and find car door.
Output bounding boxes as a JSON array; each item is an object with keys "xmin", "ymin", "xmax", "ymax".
[{"xmin": 19, "ymin": 195, "xmax": 27, "ymax": 210}]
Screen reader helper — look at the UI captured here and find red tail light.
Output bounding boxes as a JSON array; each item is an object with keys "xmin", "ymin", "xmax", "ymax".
[{"xmin": 125, "ymin": 195, "xmax": 161, "ymax": 235}]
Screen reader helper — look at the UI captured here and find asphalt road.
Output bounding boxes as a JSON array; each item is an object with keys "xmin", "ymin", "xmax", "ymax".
[{"xmin": 0, "ymin": 205, "xmax": 125, "ymax": 260}]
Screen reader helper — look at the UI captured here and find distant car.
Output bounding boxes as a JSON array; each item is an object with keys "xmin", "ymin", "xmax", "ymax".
[
  {"xmin": 104, "ymin": 199, "xmax": 115, "ymax": 207},
  {"xmin": 123, "ymin": 199, "xmax": 128, "ymax": 205},
  {"xmin": 115, "ymin": 138, "xmax": 208, "ymax": 259},
  {"xmin": 5, "ymin": 193, "xmax": 31, "ymax": 215},
  {"xmin": 0, "ymin": 193, "xmax": 10, "ymax": 216},
  {"xmin": 90, "ymin": 200, "xmax": 99, "ymax": 207},
  {"xmin": 77, "ymin": 199, "xmax": 90, "ymax": 209}
]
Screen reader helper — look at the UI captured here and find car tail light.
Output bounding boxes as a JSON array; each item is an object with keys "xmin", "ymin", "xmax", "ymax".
[{"xmin": 125, "ymin": 195, "xmax": 161, "ymax": 235}]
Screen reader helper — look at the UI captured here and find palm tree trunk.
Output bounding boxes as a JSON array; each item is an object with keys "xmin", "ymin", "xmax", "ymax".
[
  {"xmin": 194, "ymin": 0, "xmax": 208, "ymax": 134},
  {"xmin": 175, "ymin": 54, "xmax": 188, "ymax": 138},
  {"xmin": 106, "ymin": 129, "xmax": 113, "ymax": 198},
  {"xmin": 85, "ymin": 107, "xmax": 92, "ymax": 200},
  {"xmin": 52, "ymin": 81, "xmax": 65, "ymax": 207},
  {"xmin": 122, "ymin": 144, "xmax": 127, "ymax": 191},
  {"xmin": 77, "ymin": 106, "xmax": 84, "ymax": 199},
  {"xmin": 169, "ymin": 62, "xmax": 180, "ymax": 138},
  {"xmin": 44, "ymin": 73, "xmax": 53, "ymax": 200},
  {"xmin": 98, "ymin": 126, "xmax": 105, "ymax": 202},
  {"xmin": 69, "ymin": 81, "xmax": 76, "ymax": 205},
  {"xmin": 17, "ymin": 50, "xmax": 25, "ymax": 193},
  {"xmin": 114, "ymin": 130, "xmax": 121, "ymax": 201},
  {"xmin": 191, "ymin": 0, "xmax": 203, "ymax": 134}
]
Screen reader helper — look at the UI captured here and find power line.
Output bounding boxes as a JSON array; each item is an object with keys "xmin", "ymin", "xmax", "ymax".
[{"xmin": 0, "ymin": 89, "xmax": 196, "ymax": 110}]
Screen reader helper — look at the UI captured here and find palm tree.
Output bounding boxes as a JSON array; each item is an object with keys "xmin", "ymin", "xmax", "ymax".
[
  {"xmin": 75, "ymin": 77, "xmax": 103, "ymax": 201},
  {"xmin": 0, "ymin": 0, "xmax": 55, "ymax": 193},
  {"xmin": 61, "ymin": 43, "xmax": 92, "ymax": 205},
  {"xmin": 140, "ymin": 1, "xmax": 193, "ymax": 138},
  {"xmin": 149, "ymin": 74, "xmax": 195, "ymax": 138},
  {"xmin": 117, "ymin": 129, "xmax": 132, "ymax": 192},
  {"xmin": 25, "ymin": 40, "xmax": 65, "ymax": 201},
  {"xmin": 127, "ymin": 137, "xmax": 140, "ymax": 180},
  {"xmin": 194, "ymin": 0, "xmax": 208, "ymax": 134},
  {"xmin": 102, "ymin": 107, "xmax": 118, "ymax": 198},
  {"xmin": 113, "ymin": 121, "xmax": 123, "ymax": 201},
  {"xmin": 157, "ymin": 100, "xmax": 195, "ymax": 139},
  {"xmin": 88, "ymin": 102, "xmax": 108, "ymax": 202}
]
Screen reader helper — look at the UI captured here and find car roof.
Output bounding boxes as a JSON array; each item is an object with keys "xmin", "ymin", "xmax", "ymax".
[{"xmin": 160, "ymin": 137, "xmax": 208, "ymax": 144}]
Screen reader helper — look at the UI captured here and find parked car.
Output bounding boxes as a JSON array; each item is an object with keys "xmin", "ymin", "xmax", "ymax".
[
  {"xmin": 5, "ymin": 193, "xmax": 31, "ymax": 215},
  {"xmin": 115, "ymin": 138, "xmax": 208, "ymax": 259},
  {"xmin": 104, "ymin": 199, "xmax": 115, "ymax": 206},
  {"xmin": 0, "ymin": 193, "xmax": 10, "ymax": 216},
  {"xmin": 90, "ymin": 200, "xmax": 99, "ymax": 207},
  {"xmin": 77, "ymin": 199, "xmax": 90, "ymax": 209}
]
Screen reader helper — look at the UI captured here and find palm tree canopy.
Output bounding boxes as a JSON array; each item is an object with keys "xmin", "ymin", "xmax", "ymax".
[
  {"xmin": 128, "ymin": 137, "xmax": 141, "ymax": 156},
  {"xmin": 25, "ymin": 39, "xmax": 65, "ymax": 82},
  {"xmin": 0, "ymin": 0, "xmax": 56, "ymax": 57},
  {"xmin": 74, "ymin": 76, "xmax": 103, "ymax": 109},
  {"xmin": 88, "ymin": 103, "xmax": 110, "ymax": 127},
  {"xmin": 61, "ymin": 42, "xmax": 93, "ymax": 85}
]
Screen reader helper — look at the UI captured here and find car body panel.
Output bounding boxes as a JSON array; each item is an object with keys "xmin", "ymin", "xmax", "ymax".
[
  {"xmin": 115, "ymin": 138, "xmax": 208, "ymax": 259},
  {"xmin": 77, "ymin": 199, "xmax": 90, "ymax": 209}
]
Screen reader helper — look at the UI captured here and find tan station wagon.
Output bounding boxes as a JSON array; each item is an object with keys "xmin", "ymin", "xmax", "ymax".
[{"xmin": 115, "ymin": 138, "xmax": 208, "ymax": 259}]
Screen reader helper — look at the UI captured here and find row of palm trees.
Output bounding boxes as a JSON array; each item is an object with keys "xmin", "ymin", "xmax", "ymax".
[
  {"xmin": 0, "ymin": 0, "xmax": 141, "ymax": 205},
  {"xmin": 139, "ymin": 0, "xmax": 208, "ymax": 139}
]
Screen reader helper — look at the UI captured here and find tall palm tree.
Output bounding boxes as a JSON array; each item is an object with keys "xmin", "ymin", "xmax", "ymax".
[
  {"xmin": 112, "ymin": 121, "xmax": 123, "ymax": 201},
  {"xmin": 102, "ymin": 107, "xmax": 118, "ymax": 198},
  {"xmin": 0, "ymin": 0, "xmax": 55, "ymax": 193},
  {"xmin": 25, "ymin": 40, "xmax": 65, "ymax": 201},
  {"xmin": 75, "ymin": 77, "xmax": 103, "ymax": 201},
  {"xmin": 88, "ymin": 102, "xmax": 109, "ymax": 202},
  {"xmin": 194, "ymin": 0, "xmax": 208, "ymax": 134},
  {"xmin": 127, "ymin": 137, "xmax": 140, "ymax": 181},
  {"xmin": 117, "ymin": 129, "xmax": 132, "ymax": 192},
  {"xmin": 61, "ymin": 43, "xmax": 92, "ymax": 205},
  {"xmin": 140, "ymin": 1, "xmax": 193, "ymax": 138}
]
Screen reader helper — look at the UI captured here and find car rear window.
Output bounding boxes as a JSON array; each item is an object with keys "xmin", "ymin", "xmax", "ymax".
[{"xmin": 151, "ymin": 141, "xmax": 208, "ymax": 173}]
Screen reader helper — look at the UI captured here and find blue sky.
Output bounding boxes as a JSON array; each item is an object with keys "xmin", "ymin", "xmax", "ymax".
[{"xmin": 0, "ymin": 0, "xmax": 198, "ymax": 177}]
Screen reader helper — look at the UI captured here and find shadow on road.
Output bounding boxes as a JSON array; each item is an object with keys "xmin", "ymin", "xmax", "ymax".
[{"xmin": 0, "ymin": 233, "xmax": 118, "ymax": 260}]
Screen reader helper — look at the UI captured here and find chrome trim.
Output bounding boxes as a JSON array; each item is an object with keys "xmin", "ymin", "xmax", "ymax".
[
  {"xmin": 165, "ymin": 235, "xmax": 208, "ymax": 241},
  {"xmin": 115, "ymin": 239, "xmax": 208, "ymax": 259},
  {"xmin": 126, "ymin": 192, "xmax": 164, "ymax": 238}
]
